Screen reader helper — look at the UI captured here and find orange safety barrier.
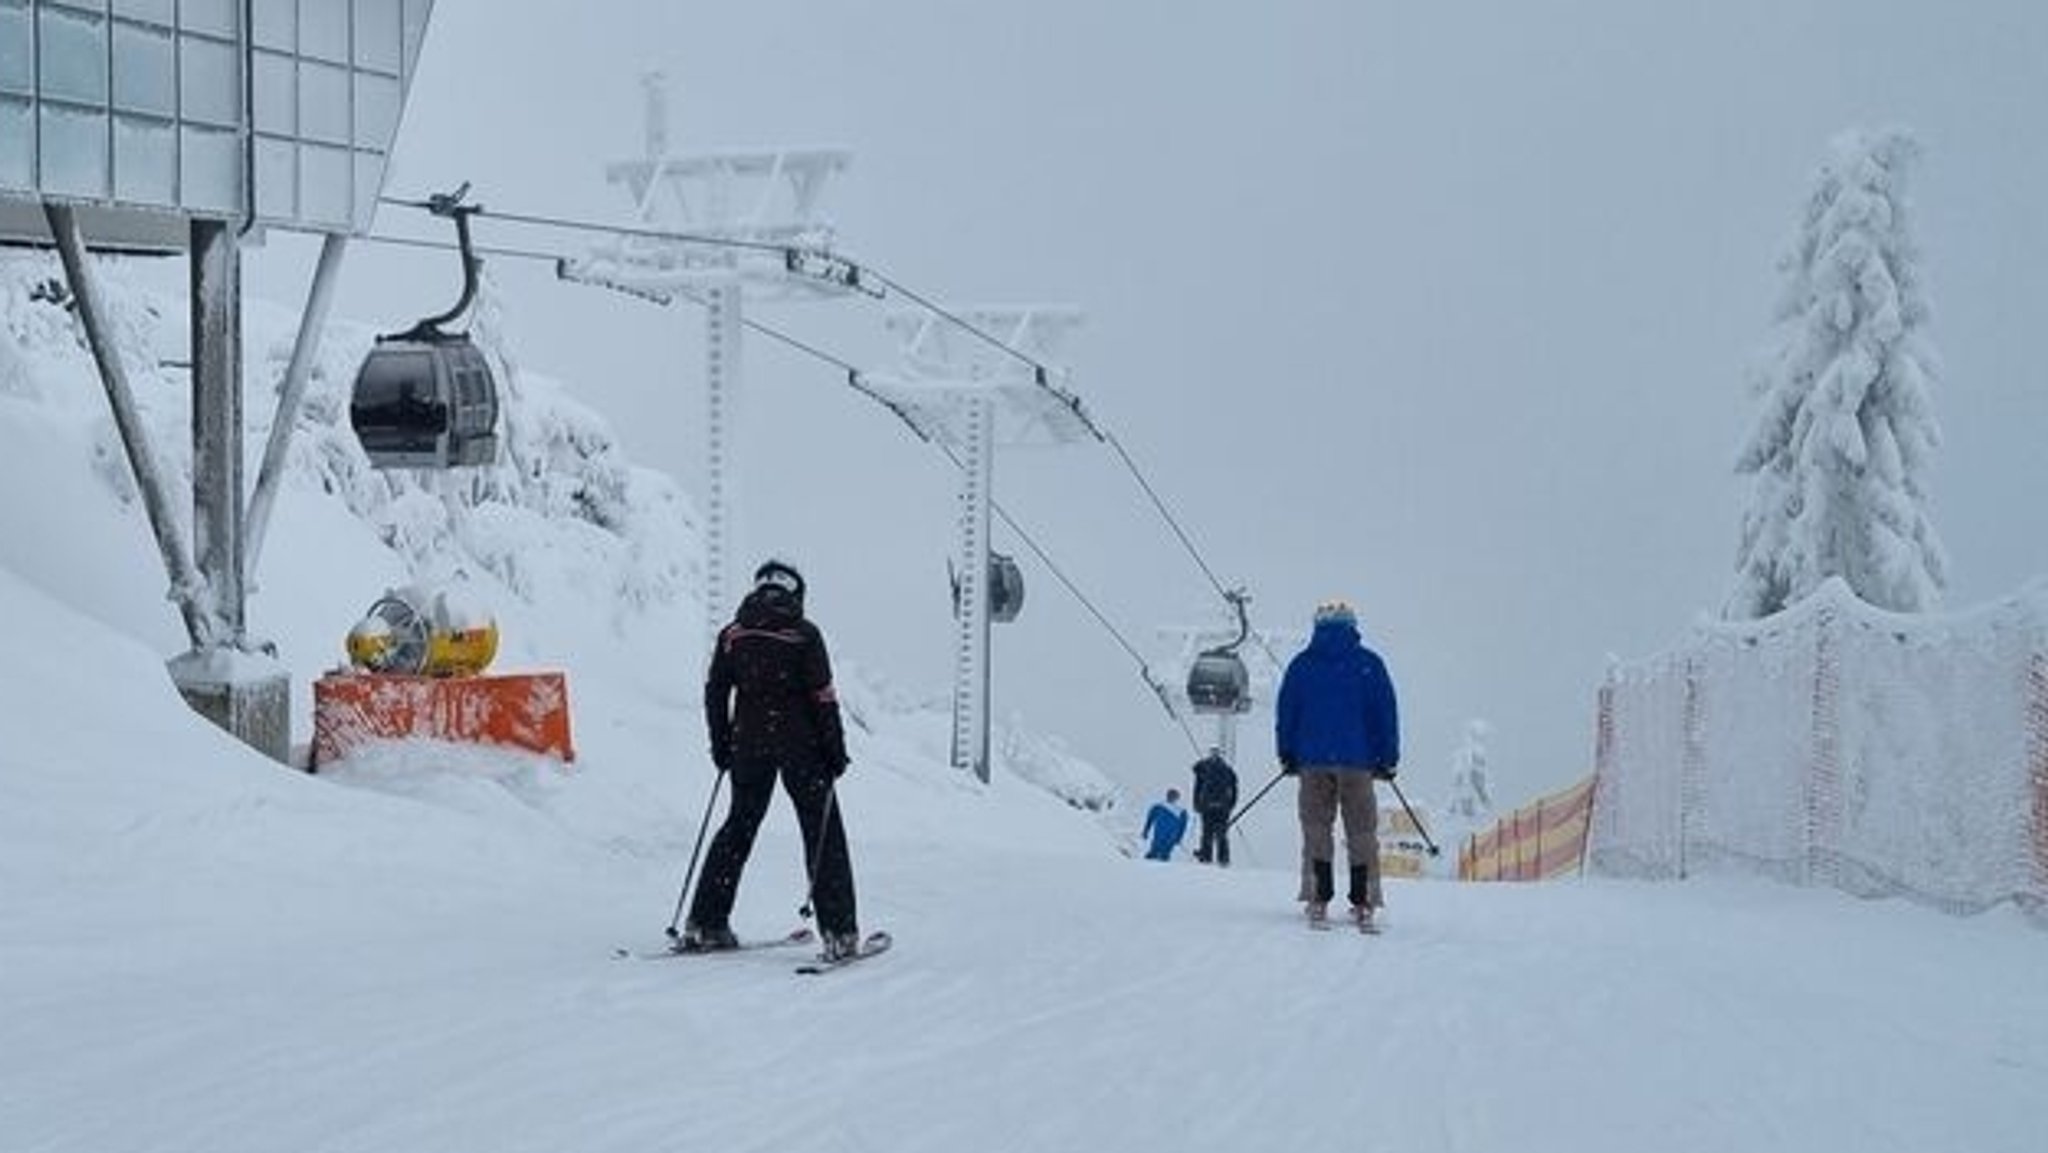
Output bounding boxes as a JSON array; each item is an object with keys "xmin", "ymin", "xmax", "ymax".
[
  {"xmin": 310, "ymin": 671, "xmax": 574, "ymax": 768},
  {"xmin": 2031, "ymin": 651, "xmax": 2048, "ymax": 902},
  {"xmin": 1458, "ymin": 774, "xmax": 1596, "ymax": 882}
]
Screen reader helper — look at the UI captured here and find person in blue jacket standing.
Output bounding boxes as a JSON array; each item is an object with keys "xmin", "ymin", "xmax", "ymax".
[
  {"xmin": 1140, "ymin": 788, "xmax": 1190, "ymax": 861},
  {"xmin": 1275, "ymin": 599, "xmax": 1400, "ymax": 929}
]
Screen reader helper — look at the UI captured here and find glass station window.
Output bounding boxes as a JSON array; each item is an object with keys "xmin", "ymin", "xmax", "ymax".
[
  {"xmin": 40, "ymin": 103, "xmax": 109, "ymax": 198},
  {"xmin": 252, "ymin": 50, "xmax": 295, "ymax": 135},
  {"xmin": 354, "ymin": 0, "xmax": 403, "ymax": 73},
  {"xmin": 112, "ymin": 0, "xmax": 177, "ymax": 26},
  {"xmin": 179, "ymin": 34, "xmax": 241, "ymax": 126},
  {"xmin": 353, "ymin": 151, "xmax": 385, "ymax": 230},
  {"xmin": 39, "ymin": 5, "xmax": 108, "ymax": 105},
  {"xmin": 112, "ymin": 21, "xmax": 176, "ymax": 117},
  {"xmin": 180, "ymin": 123, "xmax": 240, "ymax": 212},
  {"xmin": 254, "ymin": 135, "xmax": 296, "ymax": 218},
  {"xmin": 402, "ymin": 0, "xmax": 431, "ymax": 73},
  {"xmin": 180, "ymin": 0, "xmax": 239, "ymax": 39},
  {"xmin": 303, "ymin": 1, "xmax": 351, "ymax": 64},
  {"xmin": 0, "ymin": 97, "xmax": 31, "ymax": 190},
  {"xmin": 114, "ymin": 115, "xmax": 177, "ymax": 205},
  {"xmin": 300, "ymin": 61, "xmax": 350, "ymax": 145},
  {"xmin": 251, "ymin": 0, "xmax": 297, "ymax": 50},
  {"xmin": 354, "ymin": 71, "xmax": 398, "ymax": 148},
  {"xmin": 299, "ymin": 143, "xmax": 350, "ymax": 226},
  {"xmin": 0, "ymin": 5, "xmax": 32, "ymax": 95}
]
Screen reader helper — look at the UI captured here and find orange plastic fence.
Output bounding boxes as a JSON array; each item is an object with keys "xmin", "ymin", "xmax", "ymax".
[
  {"xmin": 2032, "ymin": 652, "xmax": 2048, "ymax": 901},
  {"xmin": 310, "ymin": 671, "xmax": 575, "ymax": 767},
  {"xmin": 1458, "ymin": 774, "xmax": 1596, "ymax": 882}
]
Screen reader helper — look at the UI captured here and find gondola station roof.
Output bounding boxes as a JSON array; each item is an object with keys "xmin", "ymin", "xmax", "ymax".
[{"xmin": 0, "ymin": 0, "xmax": 435, "ymax": 248}]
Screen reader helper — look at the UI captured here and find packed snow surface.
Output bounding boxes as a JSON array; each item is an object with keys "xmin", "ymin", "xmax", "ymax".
[{"xmin": 4, "ymin": 552, "xmax": 2044, "ymax": 1153}]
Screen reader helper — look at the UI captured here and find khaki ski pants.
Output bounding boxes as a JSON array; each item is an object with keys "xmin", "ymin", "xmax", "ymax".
[{"xmin": 1295, "ymin": 769, "xmax": 1381, "ymax": 907}]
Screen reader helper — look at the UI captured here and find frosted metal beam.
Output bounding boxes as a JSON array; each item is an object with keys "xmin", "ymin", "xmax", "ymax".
[
  {"xmin": 44, "ymin": 203, "xmax": 209, "ymax": 647},
  {"xmin": 189, "ymin": 219, "xmax": 244, "ymax": 645}
]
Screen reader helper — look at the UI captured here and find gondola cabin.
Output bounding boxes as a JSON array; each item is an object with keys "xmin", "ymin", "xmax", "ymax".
[
  {"xmin": 989, "ymin": 552, "xmax": 1025, "ymax": 623},
  {"xmin": 348, "ymin": 183, "xmax": 499, "ymax": 470},
  {"xmin": 350, "ymin": 336, "xmax": 499, "ymax": 469},
  {"xmin": 1186, "ymin": 649, "xmax": 1251, "ymax": 714},
  {"xmin": 952, "ymin": 552, "xmax": 1028, "ymax": 623}
]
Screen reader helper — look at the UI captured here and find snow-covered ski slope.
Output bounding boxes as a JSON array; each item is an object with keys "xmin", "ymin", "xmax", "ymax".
[
  {"xmin": 3, "ymin": 260, "xmax": 2045, "ymax": 1153},
  {"xmin": 5, "ymin": 557, "xmax": 2047, "ymax": 1153},
  {"xmin": 0, "ymin": 520, "xmax": 2039, "ymax": 1153}
]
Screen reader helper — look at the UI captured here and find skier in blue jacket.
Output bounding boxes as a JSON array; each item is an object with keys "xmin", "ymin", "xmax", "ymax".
[
  {"xmin": 1140, "ymin": 788, "xmax": 1189, "ymax": 861},
  {"xmin": 1275, "ymin": 599, "xmax": 1400, "ymax": 929}
]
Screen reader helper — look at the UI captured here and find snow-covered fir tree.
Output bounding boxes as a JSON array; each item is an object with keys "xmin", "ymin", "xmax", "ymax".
[
  {"xmin": 1443, "ymin": 719, "xmax": 1495, "ymax": 824},
  {"xmin": 1726, "ymin": 126, "xmax": 1948, "ymax": 619}
]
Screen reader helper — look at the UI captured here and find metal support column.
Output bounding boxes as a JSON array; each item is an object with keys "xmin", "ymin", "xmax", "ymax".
[
  {"xmin": 189, "ymin": 218, "xmax": 243, "ymax": 644},
  {"xmin": 703, "ymin": 280, "xmax": 743, "ymax": 650},
  {"xmin": 172, "ymin": 218, "xmax": 288, "ymax": 763},
  {"xmin": 951, "ymin": 397, "xmax": 996, "ymax": 781}
]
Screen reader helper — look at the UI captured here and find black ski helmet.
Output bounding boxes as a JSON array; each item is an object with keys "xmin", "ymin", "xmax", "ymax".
[{"xmin": 753, "ymin": 558, "xmax": 806, "ymax": 603}]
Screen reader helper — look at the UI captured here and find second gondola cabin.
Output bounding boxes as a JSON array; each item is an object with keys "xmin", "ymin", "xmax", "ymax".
[
  {"xmin": 951, "ymin": 552, "xmax": 1027, "ymax": 624},
  {"xmin": 988, "ymin": 552, "xmax": 1025, "ymax": 623}
]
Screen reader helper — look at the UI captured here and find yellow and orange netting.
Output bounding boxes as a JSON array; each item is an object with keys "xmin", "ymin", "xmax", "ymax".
[{"xmin": 1458, "ymin": 775, "xmax": 1595, "ymax": 882}]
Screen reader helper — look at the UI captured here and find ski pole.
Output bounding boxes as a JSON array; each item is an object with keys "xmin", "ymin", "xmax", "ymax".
[
  {"xmin": 798, "ymin": 780, "xmax": 841, "ymax": 923},
  {"xmin": 1384, "ymin": 777, "xmax": 1440, "ymax": 857},
  {"xmin": 664, "ymin": 768, "xmax": 727, "ymax": 941},
  {"xmin": 1224, "ymin": 769, "xmax": 1287, "ymax": 834}
]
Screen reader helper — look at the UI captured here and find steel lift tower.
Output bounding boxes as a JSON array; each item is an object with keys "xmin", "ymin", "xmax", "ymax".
[
  {"xmin": 562, "ymin": 74, "xmax": 854, "ymax": 652},
  {"xmin": 866, "ymin": 307, "xmax": 1095, "ymax": 781}
]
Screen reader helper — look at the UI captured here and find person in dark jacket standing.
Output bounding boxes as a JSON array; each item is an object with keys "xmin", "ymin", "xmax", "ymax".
[
  {"xmin": 1190, "ymin": 747, "xmax": 1239, "ymax": 866},
  {"xmin": 683, "ymin": 559, "xmax": 860, "ymax": 959},
  {"xmin": 1274, "ymin": 599, "xmax": 1399, "ymax": 930}
]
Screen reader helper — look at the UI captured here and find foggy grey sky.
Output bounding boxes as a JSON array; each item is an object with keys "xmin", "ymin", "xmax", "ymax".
[{"xmin": 247, "ymin": 1, "xmax": 2048, "ymax": 815}]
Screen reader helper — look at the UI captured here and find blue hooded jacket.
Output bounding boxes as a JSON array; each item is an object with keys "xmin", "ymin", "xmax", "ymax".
[
  {"xmin": 1141, "ymin": 799, "xmax": 1188, "ymax": 860},
  {"xmin": 1275, "ymin": 616, "xmax": 1399, "ymax": 772}
]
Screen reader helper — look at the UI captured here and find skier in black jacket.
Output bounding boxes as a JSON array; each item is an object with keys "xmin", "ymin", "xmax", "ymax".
[
  {"xmin": 1191, "ymin": 747, "xmax": 1239, "ymax": 866},
  {"xmin": 682, "ymin": 560, "xmax": 859, "ymax": 959}
]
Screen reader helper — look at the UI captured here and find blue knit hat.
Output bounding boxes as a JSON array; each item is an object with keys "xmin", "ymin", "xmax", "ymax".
[{"xmin": 1313, "ymin": 599, "xmax": 1356, "ymax": 625}]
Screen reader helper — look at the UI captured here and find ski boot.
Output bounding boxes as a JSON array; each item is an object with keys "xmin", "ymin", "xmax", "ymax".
[
  {"xmin": 822, "ymin": 929, "xmax": 863, "ymax": 962},
  {"xmin": 677, "ymin": 922, "xmax": 740, "ymax": 953}
]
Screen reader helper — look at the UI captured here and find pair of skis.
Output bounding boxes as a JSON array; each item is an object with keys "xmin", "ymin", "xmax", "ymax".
[
  {"xmin": 614, "ymin": 927, "xmax": 892, "ymax": 974},
  {"xmin": 1307, "ymin": 908, "xmax": 1382, "ymax": 935}
]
